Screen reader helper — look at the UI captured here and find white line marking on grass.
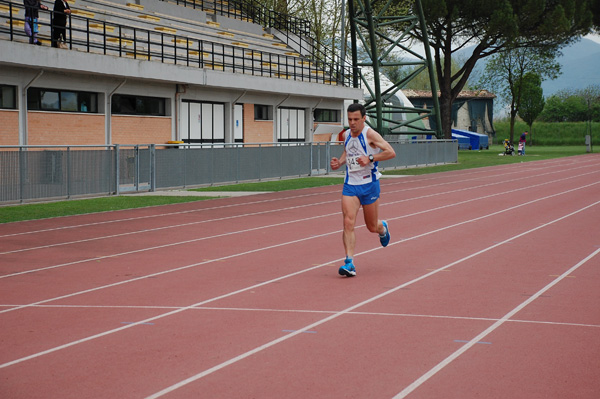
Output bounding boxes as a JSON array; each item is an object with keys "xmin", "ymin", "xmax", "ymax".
[{"xmin": 392, "ymin": 247, "xmax": 600, "ymax": 399}]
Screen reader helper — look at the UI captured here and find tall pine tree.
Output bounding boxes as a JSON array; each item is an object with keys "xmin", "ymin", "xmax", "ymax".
[{"xmin": 412, "ymin": 0, "xmax": 593, "ymax": 138}]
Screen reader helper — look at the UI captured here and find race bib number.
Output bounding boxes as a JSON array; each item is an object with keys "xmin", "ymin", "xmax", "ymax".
[{"xmin": 347, "ymin": 156, "xmax": 364, "ymax": 172}]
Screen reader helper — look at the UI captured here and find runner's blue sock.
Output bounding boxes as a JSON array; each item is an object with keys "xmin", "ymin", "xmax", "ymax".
[{"xmin": 379, "ymin": 225, "xmax": 387, "ymax": 237}]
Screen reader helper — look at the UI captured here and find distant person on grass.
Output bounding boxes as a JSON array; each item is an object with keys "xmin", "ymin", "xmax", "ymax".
[
  {"xmin": 330, "ymin": 103, "xmax": 396, "ymax": 277},
  {"xmin": 519, "ymin": 131, "xmax": 528, "ymax": 155}
]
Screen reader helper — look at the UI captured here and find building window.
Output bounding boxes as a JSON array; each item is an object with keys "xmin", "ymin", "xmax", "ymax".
[
  {"xmin": 180, "ymin": 100, "xmax": 225, "ymax": 143},
  {"xmin": 112, "ymin": 94, "xmax": 166, "ymax": 116},
  {"xmin": 27, "ymin": 88, "xmax": 98, "ymax": 113},
  {"xmin": 0, "ymin": 85, "xmax": 17, "ymax": 109},
  {"xmin": 314, "ymin": 109, "xmax": 341, "ymax": 122},
  {"xmin": 278, "ymin": 108, "xmax": 305, "ymax": 142},
  {"xmin": 254, "ymin": 104, "xmax": 273, "ymax": 121}
]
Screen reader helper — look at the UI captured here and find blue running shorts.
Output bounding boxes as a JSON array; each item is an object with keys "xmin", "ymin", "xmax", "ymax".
[{"xmin": 342, "ymin": 180, "xmax": 381, "ymax": 205}]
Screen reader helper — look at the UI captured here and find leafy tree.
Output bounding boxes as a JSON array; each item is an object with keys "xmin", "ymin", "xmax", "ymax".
[
  {"xmin": 518, "ymin": 72, "xmax": 545, "ymax": 145},
  {"xmin": 562, "ymin": 95, "xmax": 591, "ymax": 121},
  {"xmin": 302, "ymin": 0, "xmax": 342, "ymax": 57},
  {"xmin": 579, "ymin": 85, "xmax": 600, "ymax": 122},
  {"xmin": 592, "ymin": 0, "xmax": 600, "ymax": 31},
  {"xmin": 539, "ymin": 86, "xmax": 600, "ymax": 122},
  {"xmin": 256, "ymin": 0, "xmax": 344, "ymax": 61},
  {"xmin": 539, "ymin": 94, "xmax": 572, "ymax": 121},
  {"xmin": 386, "ymin": 56, "xmax": 468, "ymax": 91},
  {"xmin": 411, "ymin": 0, "xmax": 593, "ymax": 139},
  {"xmin": 478, "ymin": 46, "xmax": 560, "ymax": 143}
]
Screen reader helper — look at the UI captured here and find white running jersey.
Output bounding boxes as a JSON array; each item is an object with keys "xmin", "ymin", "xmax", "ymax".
[{"xmin": 344, "ymin": 126, "xmax": 381, "ymax": 185}]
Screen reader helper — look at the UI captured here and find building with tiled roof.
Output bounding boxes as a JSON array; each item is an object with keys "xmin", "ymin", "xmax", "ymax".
[{"xmin": 404, "ymin": 90, "xmax": 496, "ymax": 136}]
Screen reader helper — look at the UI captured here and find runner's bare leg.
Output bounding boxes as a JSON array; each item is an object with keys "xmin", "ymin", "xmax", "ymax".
[{"xmin": 341, "ymin": 195, "xmax": 361, "ymax": 258}]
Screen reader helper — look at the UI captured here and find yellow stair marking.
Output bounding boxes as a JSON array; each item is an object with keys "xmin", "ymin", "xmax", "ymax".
[
  {"xmin": 155, "ymin": 26, "xmax": 177, "ymax": 34},
  {"xmin": 126, "ymin": 3, "xmax": 144, "ymax": 10},
  {"xmin": 137, "ymin": 14, "xmax": 160, "ymax": 22},
  {"xmin": 90, "ymin": 23, "xmax": 116, "ymax": 32}
]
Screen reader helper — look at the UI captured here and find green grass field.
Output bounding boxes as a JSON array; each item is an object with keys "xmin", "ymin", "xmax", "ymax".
[
  {"xmin": 189, "ymin": 177, "xmax": 344, "ymax": 192},
  {"xmin": 0, "ymin": 196, "xmax": 220, "ymax": 224},
  {"xmin": 0, "ymin": 145, "xmax": 593, "ymax": 223},
  {"xmin": 493, "ymin": 121, "xmax": 598, "ymax": 146},
  {"xmin": 384, "ymin": 145, "xmax": 590, "ymax": 175}
]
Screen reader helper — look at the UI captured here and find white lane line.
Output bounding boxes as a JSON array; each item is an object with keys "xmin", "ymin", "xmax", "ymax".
[
  {"xmin": 1, "ymin": 179, "xmax": 598, "ymax": 315},
  {"xmin": 0, "ymin": 185, "xmax": 597, "ymax": 371},
  {"xmin": 3, "ymin": 303, "xmax": 598, "ymax": 329},
  {"xmin": 0, "ymin": 211, "xmax": 336, "ymax": 280},
  {"xmin": 4, "ymin": 160, "xmax": 596, "ymax": 255},
  {"xmin": 0, "ymin": 199, "xmax": 335, "ymax": 255},
  {"xmin": 0, "ymin": 227, "xmax": 335, "ymax": 315},
  {"xmin": 145, "ymin": 202, "xmax": 600, "ymax": 399},
  {"xmin": 0, "ymin": 190, "xmax": 337, "ymax": 238},
  {"xmin": 2, "ymin": 168, "xmax": 597, "ymax": 280},
  {"xmin": 1, "ymin": 192, "xmax": 598, "ymax": 376},
  {"xmin": 392, "ymin": 246, "xmax": 600, "ymax": 399}
]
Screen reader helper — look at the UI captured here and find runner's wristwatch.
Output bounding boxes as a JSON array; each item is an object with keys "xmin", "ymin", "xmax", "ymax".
[{"xmin": 368, "ymin": 154, "xmax": 374, "ymax": 163}]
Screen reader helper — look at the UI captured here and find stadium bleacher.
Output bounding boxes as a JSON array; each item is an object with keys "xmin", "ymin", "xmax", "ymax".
[
  {"xmin": 0, "ymin": 0, "xmax": 360, "ymax": 149},
  {"xmin": 0, "ymin": 0, "xmax": 345, "ymax": 84}
]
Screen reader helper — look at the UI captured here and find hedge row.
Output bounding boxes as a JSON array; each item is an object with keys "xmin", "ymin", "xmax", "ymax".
[{"xmin": 493, "ymin": 121, "xmax": 599, "ymax": 146}]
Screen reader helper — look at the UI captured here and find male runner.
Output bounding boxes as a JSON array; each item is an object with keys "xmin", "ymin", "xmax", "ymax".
[{"xmin": 330, "ymin": 103, "xmax": 396, "ymax": 277}]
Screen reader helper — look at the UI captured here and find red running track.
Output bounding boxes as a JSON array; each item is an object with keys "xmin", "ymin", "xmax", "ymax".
[{"xmin": 1, "ymin": 154, "xmax": 599, "ymax": 398}]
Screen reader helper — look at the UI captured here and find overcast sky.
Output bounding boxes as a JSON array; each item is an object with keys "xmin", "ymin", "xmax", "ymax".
[
  {"xmin": 404, "ymin": 33, "xmax": 600, "ymax": 58},
  {"xmin": 585, "ymin": 33, "xmax": 600, "ymax": 44}
]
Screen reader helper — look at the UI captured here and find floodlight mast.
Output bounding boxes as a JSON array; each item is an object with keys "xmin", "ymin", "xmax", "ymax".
[{"xmin": 347, "ymin": 0, "xmax": 442, "ymax": 139}]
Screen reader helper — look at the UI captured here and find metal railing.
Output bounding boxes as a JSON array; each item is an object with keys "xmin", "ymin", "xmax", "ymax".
[
  {"xmin": 0, "ymin": 0, "xmax": 353, "ymax": 86},
  {"xmin": 164, "ymin": 0, "xmax": 311, "ymax": 37},
  {"xmin": 162, "ymin": 0, "xmax": 353, "ymax": 86},
  {"xmin": 0, "ymin": 140, "xmax": 458, "ymax": 204}
]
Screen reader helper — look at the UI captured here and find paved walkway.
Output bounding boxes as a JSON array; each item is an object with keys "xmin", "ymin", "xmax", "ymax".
[{"xmin": 125, "ymin": 190, "xmax": 272, "ymax": 197}]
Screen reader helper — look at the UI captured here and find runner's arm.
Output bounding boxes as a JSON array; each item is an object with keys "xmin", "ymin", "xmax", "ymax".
[
  {"xmin": 367, "ymin": 129, "xmax": 396, "ymax": 162},
  {"xmin": 330, "ymin": 149, "xmax": 347, "ymax": 170}
]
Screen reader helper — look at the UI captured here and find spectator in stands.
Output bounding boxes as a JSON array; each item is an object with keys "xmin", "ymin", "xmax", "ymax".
[
  {"xmin": 52, "ymin": 0, "xmax": 71, "ymax": 48},
  {"xmin": 24, "ymin": 0, "xmax": 48, "ymax": 45}
]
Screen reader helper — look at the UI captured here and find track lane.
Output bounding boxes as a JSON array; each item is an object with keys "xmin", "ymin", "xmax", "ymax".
[
  {"xmin": 1, "ymin": 167, "xmax": 597, "ymax": 309},
  {"xmin": 2, "ymin": 159, "xmax": 597, "ymax": 279},
  {"xmin": 1, "ymin": 154, "xmax": 599, "ymax": 399}
]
